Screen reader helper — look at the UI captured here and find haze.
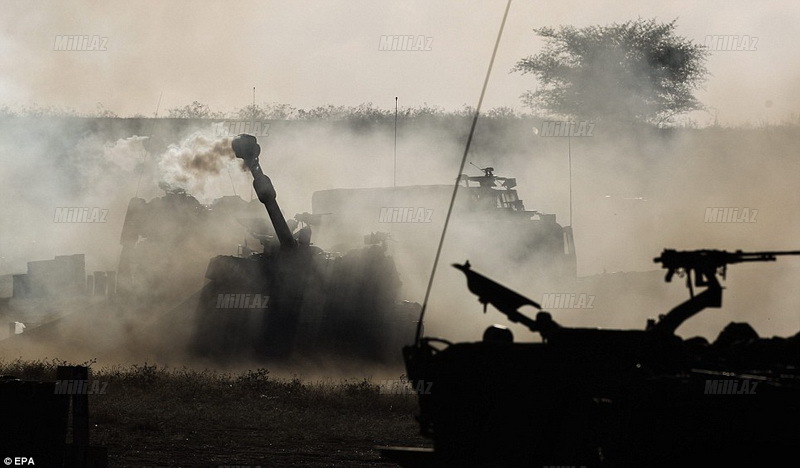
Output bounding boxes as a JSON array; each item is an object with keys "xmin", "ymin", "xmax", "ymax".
[
  {"xmin": 0, "ymin": 0, "xmax": 798, "ymax": 361},
  {"xmin": 2, "ymin": 0, "xmax": 799, "ymax": 125}
]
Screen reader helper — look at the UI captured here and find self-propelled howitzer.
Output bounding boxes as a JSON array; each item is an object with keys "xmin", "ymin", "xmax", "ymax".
[{"xmin": 190, "ymin": 134, "xmax": 418, "ymax": 362}]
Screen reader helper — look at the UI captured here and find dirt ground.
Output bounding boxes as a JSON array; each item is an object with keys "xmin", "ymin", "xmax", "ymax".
[{"xmin": 2, "ymin": 360, "xmax": 430, "ymax": 467}]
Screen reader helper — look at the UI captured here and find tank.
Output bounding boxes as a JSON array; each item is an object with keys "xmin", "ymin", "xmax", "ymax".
[
  {"xmin": 386, "ymin": 249, "xmax": 800, "ymax": 467},
  {"xmin": 183, "ymin": 134, "xmax": 419, "ymax": 363}
]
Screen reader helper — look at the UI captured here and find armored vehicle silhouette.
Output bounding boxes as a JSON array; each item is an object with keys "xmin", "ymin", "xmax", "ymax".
[
  {"xmin": 387, "ymin": 249, "xmax": 800, "ymax": 467},
  {"xmin": 186, "ymin": 134, "xmax": 418, "ymax": 362},
  {"xmin": 311, "ymin": 164, "xmax": 576, "ymax": 286}
]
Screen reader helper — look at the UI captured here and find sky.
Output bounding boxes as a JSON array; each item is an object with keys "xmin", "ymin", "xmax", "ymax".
[{"xmin": 1, "ymin": 0, "xmax": 799, "ymax": 126}]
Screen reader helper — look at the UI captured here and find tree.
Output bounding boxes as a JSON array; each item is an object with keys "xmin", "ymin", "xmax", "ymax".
[
  {"xmin": 94, "ymin": 102, "xmax": 118, "ymax": 118},
  {"xmin": 167, "ymin": 101, "xmax": 226, "ymax": 119},
  {"xmin": 513, "ymin": 18, "xmax": 709, "ymax": 125},
  {"xmin": 237, "ymin": 102, "xmax": 299, "ymax": 120}
]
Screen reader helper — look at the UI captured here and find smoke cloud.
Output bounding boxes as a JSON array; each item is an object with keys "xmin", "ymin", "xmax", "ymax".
[{"xmin": 157, "ymin": 130, "xmax": 242, "ymax": 195}]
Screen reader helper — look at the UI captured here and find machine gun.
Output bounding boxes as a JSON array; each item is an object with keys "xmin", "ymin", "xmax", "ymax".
[
  {"xmin": 653, "ymin": 249, "xmax": 800, "ymax": 297},
  {"xmin": 461, "ymin": 162, "xmax": 518, "ymax": 190},
  {"xmin": 469, "ymin": 162, "xmax": 494, "ymax": 177},
  {"xmin": 453, "ymin": 249, "xmax": 800, "ymax": 338},
  {"xmin": 651, "ymin": 249, "xmax": 800, "ymax": 335}
]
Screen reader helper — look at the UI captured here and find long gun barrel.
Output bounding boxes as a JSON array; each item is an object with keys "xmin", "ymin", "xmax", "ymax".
[
  {"xmin": 651, "ymin": 248, "xmax": 800, "ymax": 334},
  {"xmin": 232, "ymin": 134, "xmax": 296, "ymax": 249},
  {"xmin": 654, "ymin": 249, "xmax": 800, "ymax": 294}
]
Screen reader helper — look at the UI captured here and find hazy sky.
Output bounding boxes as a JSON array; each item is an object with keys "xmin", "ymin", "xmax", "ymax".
[{"xmin": 2, "ymin": 0, "xmax": 798, "ymax": 125}]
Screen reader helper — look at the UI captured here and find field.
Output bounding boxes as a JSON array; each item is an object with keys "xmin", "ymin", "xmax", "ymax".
[{"xmin": 1, "ymin": 359, "xmax": 428, "ymax": 467}]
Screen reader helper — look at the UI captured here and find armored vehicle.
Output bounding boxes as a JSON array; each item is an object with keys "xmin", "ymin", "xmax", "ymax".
[
  {"xmin": 311, "ymin": 164, "xmax": 576, "ymax": 289},
  {"xmin": 387, "ymin": 249, "xmax": 800, "ymax": 466},
  {"xmin": 188, "ymin": 134, "xmax": 418, "ymax": 362}
]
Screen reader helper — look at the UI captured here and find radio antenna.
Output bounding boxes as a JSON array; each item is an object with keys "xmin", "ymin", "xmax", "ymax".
[
  {"xmin": 414, "ymin": 0, "xmax": 513, "ymax": 345},
  {"xmin": 394, "ymin": 96, "xmax": 398, "ymax": 189},
  {"xmin": 135, "ymin": 91, "xmax": 162, "ymax": 198}
]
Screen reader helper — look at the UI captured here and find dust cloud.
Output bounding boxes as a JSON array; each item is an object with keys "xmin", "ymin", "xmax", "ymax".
[{"xmin": 1, "ymin": 2, "xmax": 799, "ymax": 375}]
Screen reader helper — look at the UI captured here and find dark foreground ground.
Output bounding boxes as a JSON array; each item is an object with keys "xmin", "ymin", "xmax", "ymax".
[{"xmin": 1, "ymin": 358, "xmax": 429, "ymax": 467}]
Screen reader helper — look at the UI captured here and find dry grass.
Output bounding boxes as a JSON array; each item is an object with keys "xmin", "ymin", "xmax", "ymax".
[{"xmin": 1, "ymin": 358, "xmax": 428, "ymax": 467}]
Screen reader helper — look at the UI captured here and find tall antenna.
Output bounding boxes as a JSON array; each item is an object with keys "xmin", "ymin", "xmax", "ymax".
[
  {"xmin": 394, "ymin": 96, "xmax": 398, "ymax": 188},
  {"xmin": 251, "ymin": 87, "xmax": 257, "ymax": 200},
  {"xmin": 227, "ymin": 168, "xmax": 238, "ymax": 197},
  {"xmin": 414, "ymin": 0, "xmax": 513, "ymax": 345},
  {"xmin": 568, "ymin": 134, "xmax": 572, "ymax": 226},
  {"xmin": 135, "ymin": 91, "xmax": 163, "ymax": 198}
]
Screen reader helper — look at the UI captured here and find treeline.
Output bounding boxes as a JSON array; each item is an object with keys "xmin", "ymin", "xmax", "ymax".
[
  {"xmin": 3, "ymin": 101, "xmax": 799, "ymax": 128},
  {"xmin": 0, "ymin": 101, "xmax": 534, "ymax": 122}
]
